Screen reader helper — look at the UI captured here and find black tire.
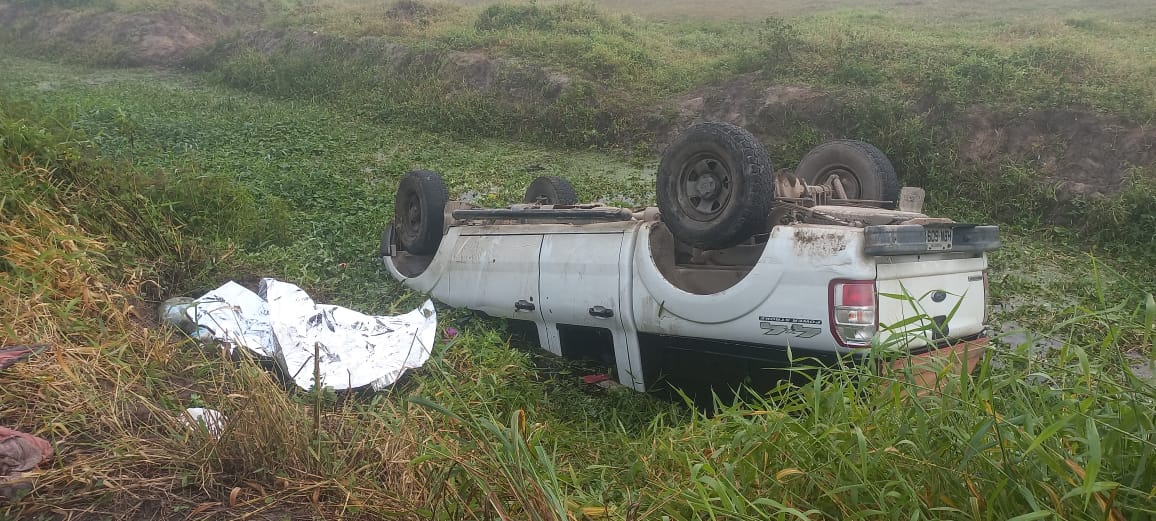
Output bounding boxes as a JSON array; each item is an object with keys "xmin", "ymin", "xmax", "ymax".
[
  {"xmin": 795, "ymin": 140, "xmax": 900, "ymax": 208},
  {"xmin": 394, "ymin": 170, "xmax": 448, "ymax": 255},
  {"xmin": 523, "ymin": 176, "xmax": 579, "ymax": 205},
  {"xmin": 657, "ymin": 122, "xmax": 774, "ymax": 250}
]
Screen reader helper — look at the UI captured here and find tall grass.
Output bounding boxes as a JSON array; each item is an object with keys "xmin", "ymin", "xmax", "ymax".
[
  {"xmin": 0, "ymin": 101, "xmax": 213, "ymax": 299},
  {"xmin": 398, "ymin": 311, "xmax": 1156, "ymax": 520},
  {"xmin": 0, "ymin": 94, "xmax": 677, "ymax": 518},
  {"xmin": 0, "ymin": 98, "xmax": 469, "ymax": 518}
]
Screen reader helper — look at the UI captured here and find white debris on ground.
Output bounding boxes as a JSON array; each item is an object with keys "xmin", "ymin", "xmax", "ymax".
[
  {"xmin": 181, "ymin": 408, "xmax": 228, "ymax": 439},
  {"xmin": 165, "ymin": 279, "xmax": 437, "ymax": 391}
]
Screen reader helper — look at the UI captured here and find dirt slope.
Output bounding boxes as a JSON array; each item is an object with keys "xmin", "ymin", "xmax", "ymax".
[
  {"xmin": 959, "ymin": 107, "xmax": 1155, "ymax": 195},
  {"xmin": 665, "ymin": 76, "xmax": 1156, "ymax": 195}
]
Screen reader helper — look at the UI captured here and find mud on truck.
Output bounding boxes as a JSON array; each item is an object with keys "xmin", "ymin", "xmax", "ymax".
[{"xmin": 380, "ymin": 122, "xmax": 1000, "ymax": 394}]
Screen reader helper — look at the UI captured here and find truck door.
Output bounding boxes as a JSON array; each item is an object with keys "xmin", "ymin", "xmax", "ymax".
[
  {"xmin": 443, "ymin": 233, "xmax": 543, "ymax": 321},
  {"xmin": 539, "ymin": 232, "xmax": 640, "ymax": 388}
]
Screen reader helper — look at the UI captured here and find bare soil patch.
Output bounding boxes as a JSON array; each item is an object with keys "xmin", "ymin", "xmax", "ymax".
[
  {"xmin": 960, "ymin": 107, "xmax": 1156, "ymax": 195},
  {"xmin": 654, "ymin": 74, "xmax": 840, "ymax": 150},
  {"xmin": 666, "ymin": 76, "xmax": 1155, "ymax": 195}
]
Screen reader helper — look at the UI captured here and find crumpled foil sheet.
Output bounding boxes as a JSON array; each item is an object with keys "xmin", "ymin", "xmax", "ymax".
[{"xmin": 179, "ymin": 279, "xmax": 436, "ymax": 391}]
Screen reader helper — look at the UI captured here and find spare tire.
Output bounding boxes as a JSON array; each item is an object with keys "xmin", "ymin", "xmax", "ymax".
[
  {"xmin": 523, "ymin": 176, "xmax": 579, "ymax": 205},
  {"xmin": 657, "ymin": 122, "xmax": 774, "ymax": 250},
  {"xmin": 795, "ymin": 140, "xmax": 900, "ymax": 208},
  {"xmin": 394, "ymin": 170, "xmax": 449, "ymax": 255}
]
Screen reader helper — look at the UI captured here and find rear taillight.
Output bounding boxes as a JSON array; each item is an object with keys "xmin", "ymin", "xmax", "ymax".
[{"xmin": 830, "ymin": 280, "xmax": 877, "ymax": 347}]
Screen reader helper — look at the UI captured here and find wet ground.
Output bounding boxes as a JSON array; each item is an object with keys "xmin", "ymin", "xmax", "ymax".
[{"xmin": 995, "ymin": 319, "xmax": 1154, "ymax": 383}]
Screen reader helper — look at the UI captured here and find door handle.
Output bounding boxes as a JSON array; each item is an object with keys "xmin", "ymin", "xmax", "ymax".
[
  {"xmin": 588, "ymin": 306, "xmax": 614, "ymax": 318},
  {"xmin": 514, "ymin": 300, "xmax": 535, "ymax": 312}
]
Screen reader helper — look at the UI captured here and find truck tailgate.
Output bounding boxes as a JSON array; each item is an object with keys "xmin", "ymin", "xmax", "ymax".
[{"xmin": 876, "ymin": 256, "xmax": 987, "ymax": 350}]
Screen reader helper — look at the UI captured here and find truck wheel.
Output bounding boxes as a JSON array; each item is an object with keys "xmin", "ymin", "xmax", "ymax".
[
  {"xmin": 657, "ymin": 122, "xmax": 774, "ymax": 250},
  {"xmin": 394, "ymin": 170, "xmax": 448, "ymax": 255},
  {"xmin": 523, "ymin": 175, "xmax": 579, "ymax": 205},
  {"xmin": 795, "ymin": 140, "xmax": 900, "ymax": 208}
]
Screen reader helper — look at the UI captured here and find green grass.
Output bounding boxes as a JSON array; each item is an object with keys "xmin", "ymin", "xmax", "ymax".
[
  {"xmin": 2, "ymin": 53, "xmax": 1154, "ymax": 519},
  {"xmin": 14, "ymin": 0, "xmax": 1134, "ymax": 156},
  {"xmin": 0, "ymin": 56, "xmax": 656, "ymax": 304},
  {"xmin": 144, "ymin": 1, "xmax": 1155, "ymax": 260},
  {"xmin": 3, "ymin": 2, "xmax": 1154, "ymax": 257},
  {"xmin": 244, "ymin": 1, "xmax": 1156, "ymax": 124}
]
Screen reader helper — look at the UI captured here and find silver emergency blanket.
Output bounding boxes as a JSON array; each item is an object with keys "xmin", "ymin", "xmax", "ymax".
[{"xmin": 179, "ymin": 279, "xmax": 436, "ymax": 391}]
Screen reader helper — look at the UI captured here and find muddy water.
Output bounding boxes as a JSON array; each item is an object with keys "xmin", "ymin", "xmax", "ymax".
[{"xmin": 994, "ymin": 320, "xmax": 1155, "ymax": 383}]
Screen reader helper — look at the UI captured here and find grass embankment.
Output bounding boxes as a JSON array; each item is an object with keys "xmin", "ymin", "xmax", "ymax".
[
  {"xmin": 195, "ymin": 1, "xmax": 1156, "ymax": 140},
  {"xmin": 2, "ymin": 55, "xmax": 1156, "ymax": 519},
  {"xmin": 209, "ymin": 1, "xmax": 1156, "ymax": 259},
  {"xmin": 1, "ymin": 1, "xmax": 1153, "ymax": 255},
  {"xmin": 0, "ymin": 59, "xmax": 679, "ymax": 519}
]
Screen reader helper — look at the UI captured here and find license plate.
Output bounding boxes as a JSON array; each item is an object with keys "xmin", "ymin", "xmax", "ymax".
[{"xmin": 926, "ymin": 227, "xmax": 953, "ymax": 251}]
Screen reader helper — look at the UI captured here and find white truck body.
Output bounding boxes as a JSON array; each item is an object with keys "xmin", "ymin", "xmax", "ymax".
[{"xmin": 383, "ymin": 208, "xmax": 996, "ymax": 392}]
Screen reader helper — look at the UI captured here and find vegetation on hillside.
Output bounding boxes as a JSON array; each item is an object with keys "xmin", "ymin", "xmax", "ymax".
[
  {"xmin": 2, "ymin": 52, "xmax": 1155, "ymax": 520},
  {"xmin": 0, "ymin": 0, "xmax": 1155, "ymax": 518},
  {"xmin": 11, "ymin": 0, "xmax": 1145, "ymax": 257},
  {"xmin": 170, "ymin": 0, "xmax": 1156, "ymax": 258}
]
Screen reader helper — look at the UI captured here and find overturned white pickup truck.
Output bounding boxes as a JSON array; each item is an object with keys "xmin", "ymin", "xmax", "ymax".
[{"xmin": 381, "ymin": 123, "xmax": 998, "ymax": 392}]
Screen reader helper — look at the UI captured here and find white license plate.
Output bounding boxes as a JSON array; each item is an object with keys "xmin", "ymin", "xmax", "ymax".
[{"xmin": 926, "ymin": 227, "xmax": 953, "ymax": 251}]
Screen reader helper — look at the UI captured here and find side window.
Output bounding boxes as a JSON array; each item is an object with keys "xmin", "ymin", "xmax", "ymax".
[
  {"xmin": 505, "ymin": 319, "xmax": 541, "ymax": 347},
  {"xmin": 557, "ymin": 324, "xmax": 616, "ymax": 367}
]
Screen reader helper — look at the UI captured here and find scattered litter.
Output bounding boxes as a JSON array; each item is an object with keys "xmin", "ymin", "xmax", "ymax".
[
  {"xmin": 0, "ymin": 345, "xmax": 48, "ymax": 371},
  {"xmin": 581, "ymin": 374, "xmax": 611, "ymax": 385},
  {"xmin": 0, "ymin": 426, "xmax": 53, "ymax": 499},
  {"xmin": 158, "ymin": 297, "xmax": 213, "ymax": 343},
  {"xmin": 580, "ymin": 373, "xmax": 625, "ymax": 390},
  {"xmin": 181, "ymin": 408, "xmax": 227, "ymax": 440},
  {"xmin": 161, "ymin": 278, "xmax": 437, "ymax": 391}
]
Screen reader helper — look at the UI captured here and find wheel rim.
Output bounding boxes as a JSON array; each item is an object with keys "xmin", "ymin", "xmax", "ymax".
[
  {"xmin": 398, "ymin": 188, "xmax": 422, "ymax": 244},
  {"xmin": 818, "ymin": 166, "xmax": 862, "ymax": 199},
  {"xmin": 678, "ymin": 154, "xmax": 734, "ymax": 221}
]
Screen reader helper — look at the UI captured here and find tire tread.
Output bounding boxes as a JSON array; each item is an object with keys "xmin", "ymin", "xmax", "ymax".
[
  {"xmin": 394, "ymin": 169, "xmax": 449, "ymax": 255},
  {"xmin": 796, "ymin": 140, "xmax": 900, "ymax": 208},
  {"xmin": 657, "ymin": 122, "xmax": 774, "ymax": 249},
  {"xmin": 524, "ymin": 176, "xmax": 579, "ymax": 205}
]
